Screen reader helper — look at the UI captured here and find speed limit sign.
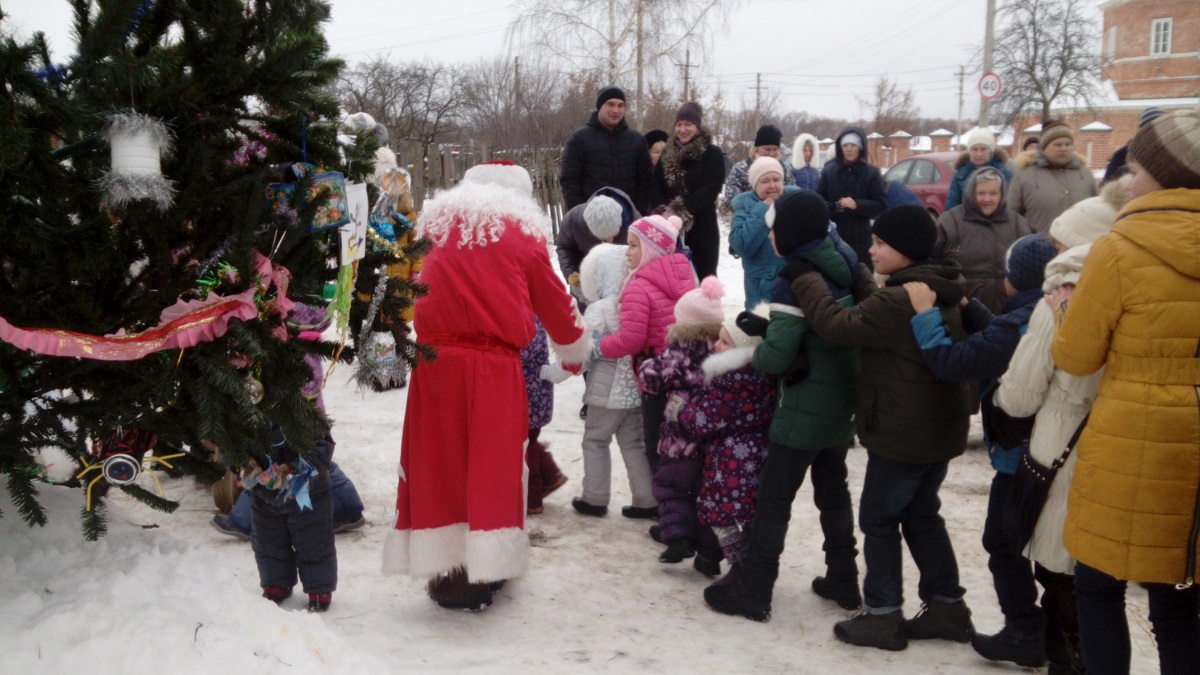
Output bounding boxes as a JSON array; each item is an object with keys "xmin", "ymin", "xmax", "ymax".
[{"xmin": 979, "ymin": 72, "xmax": 1002, "ymax": 100}]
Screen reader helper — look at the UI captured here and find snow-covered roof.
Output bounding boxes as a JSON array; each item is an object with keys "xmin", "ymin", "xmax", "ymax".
[
  {"xmin": 1024, "ymin": 123, "xmax": 1043, "ymax": 134},
  {"xmin": 820, "ymin": 137, "xmax": 835, "ymax": 144},
  {"xmin": 929, "ymin": 128, "xmax": 953, "ymax": 137},
  {"xmin": 1080, "ymin": 121, "xmax": 1113, "ymax": 132},
  {"xmin": 890, "ymin": 131, "xmax": 912, "ymax": 138},
  {"xmin": 866, "ymin": 132, "xmax": 884, "ymax": 139}
]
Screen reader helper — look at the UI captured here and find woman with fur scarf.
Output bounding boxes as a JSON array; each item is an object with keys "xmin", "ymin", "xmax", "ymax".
[
  {"xmin": 651, "ymin": 102, "xmax": 727, "ymax": 279},
  {"xmin": 945, "ymin": 127, "xmax": 1013, "ymax": 211},
  {"xmin": 638, "ymin": 277, "xmax": 726, "ymax": 572}
]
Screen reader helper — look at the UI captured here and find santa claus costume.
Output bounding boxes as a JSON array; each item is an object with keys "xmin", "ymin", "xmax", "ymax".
[{"xmin": 382, "ymin": 161, "xmax": 589, "ymax": 608}]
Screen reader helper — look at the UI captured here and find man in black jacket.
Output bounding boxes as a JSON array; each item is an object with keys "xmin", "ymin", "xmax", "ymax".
[
  {"xmin": 817, "ymin": 126, "xmax": 887, "ymax": 270},
  {"xmin": 560, "ymin": 86, "xmax": 654, "ymax": 214}
]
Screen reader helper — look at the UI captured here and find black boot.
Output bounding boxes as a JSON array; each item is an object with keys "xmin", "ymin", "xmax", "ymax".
[
  {"xmin": 693, "ymin": 553, "xmax": 721, "ymax": 577},
  {"xmin": 571, "ymin": 497, "xmax": 607, "ymax": 517},
  {"xmin": 427, "ymin": 568, "xmax": 494, "ymax": 611},
  {"xmin": 659, "ymin": 537, "xmax": 695, "ymax": 563},
  {"xmin": 904, "ymin": 600, "xmax": 975, "ymax": 642},
  {"xmin": 834, "ymin": 611, "xmax": 907, "ymax": 651},
  {"xmin": 703, "ymin": 577, "xmax": 770, "ymax": 622},
  {"xmin": 971, "ymin": 625, "xmax": 1047, "ymax": 668},
  {"xmin": 812, "ymin": 576, "xmax": 862, "ymax": 610}
]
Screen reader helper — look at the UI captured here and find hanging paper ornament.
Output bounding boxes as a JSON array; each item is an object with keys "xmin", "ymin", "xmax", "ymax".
[
  {"xmin": 244, "ymin": 374, "xmax": 264, "ymax": 404},
  {"xmin": 99, "ymin": 112, "xmax": 176, "ymax": 210}
]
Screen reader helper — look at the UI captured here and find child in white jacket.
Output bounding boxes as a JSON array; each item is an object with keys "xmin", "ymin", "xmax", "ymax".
[
  {"xmin": 994, "ymin": 178, "xmax": 1128, "ymax": 674},
  {"xmin": 545, "ymin": 244, "xmax": 656, "ymax": 517}
]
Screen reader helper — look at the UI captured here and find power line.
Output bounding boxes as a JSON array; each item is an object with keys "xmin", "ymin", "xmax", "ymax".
[{"xmin": 327, "ymin": 5, "xmax": 516, "ymax": 43}]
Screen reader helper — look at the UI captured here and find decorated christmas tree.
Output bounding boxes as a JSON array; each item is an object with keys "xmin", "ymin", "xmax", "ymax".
[{"xmin": 0, "ymin": 0, "xmax": 381, "ymax": 538}]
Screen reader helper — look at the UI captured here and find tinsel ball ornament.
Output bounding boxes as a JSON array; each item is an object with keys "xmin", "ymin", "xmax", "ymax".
[{"xmin": 245, "ymin": 375, "xmax": 265, "ymax": 404}]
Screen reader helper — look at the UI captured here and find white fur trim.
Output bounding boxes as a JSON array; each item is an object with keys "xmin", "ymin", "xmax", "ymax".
[
  {"xmin": 549, "ymin": 310, "xmax": 592, "ymax": 365},
  {"xmin": 769, "ymin": 302, "xmax": 804, "ymax": 317},
  {"xmin": 702, "ymin": 345, "xmax": 756, "ymax": 384},
  {"xmin": 792, "ymin": 133, "xmax": 824, "ymax": 170},
  {"xmin": 381, "ymin": 524, "xmax": 529, "ymax": 581},
  {"xmin": 418, "ymin": 181, "xmax": 550, "ymax": 249},
  {"xmin": 463, "ymin": 163, "xmax": 533, "ymax": 198}
]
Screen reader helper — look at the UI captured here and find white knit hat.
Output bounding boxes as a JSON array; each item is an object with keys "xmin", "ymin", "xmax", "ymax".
[
  {"xmin": 583, "ymin": 195, "xmax": 623, "ymax": 241},
  {"xmin": 1048, "ymin": 177, "xmax": 1131, "ymax": 249},
  {"xmin": 966, "ymin": 127, "xmax": 996, "ymax": 151}
]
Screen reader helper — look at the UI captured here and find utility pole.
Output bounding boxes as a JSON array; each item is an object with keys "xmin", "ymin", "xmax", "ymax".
[
  {"xmin": 753, "ymin": 73, "xmax": 763, "ymax": 129},
  {"xmin": 956, "ymin": 65, "xmax": 966, "ymax": 147},
  {"xmin": 513, "ymin": 56, "xmax": 521, "ymax": 110},
  {"xmin": 635, "ymin": 0, "xmax": 644, "ymax": 128},
  {"xmin": 979, "ymin": 0, "xmax": 997, "ymax": 126},
  {"xmin": 678, "ymin": 48, "xmax": 697, "ymax": 103}
]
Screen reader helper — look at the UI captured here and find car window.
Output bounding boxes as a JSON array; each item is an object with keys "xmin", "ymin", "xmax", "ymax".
[
  {"xmin": 884, "ymin": 161, "xmax": 911, "ymax": 183},
  {"xmin": 909, "ymin": 160, "xmax": 938, "ymax": 185}
]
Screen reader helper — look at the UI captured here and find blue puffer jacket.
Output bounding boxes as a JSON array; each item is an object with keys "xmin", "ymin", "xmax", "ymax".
[
  {"xmin": 729, "ymin": 185, "xmax": 798, "ymax": 310},
  {"xmin": 909, "ymin": 287, "xmax": 1041, "ymax": 472}
]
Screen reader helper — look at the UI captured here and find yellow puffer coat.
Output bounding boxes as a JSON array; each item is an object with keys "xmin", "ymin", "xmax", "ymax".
[{"xmin": 1051, "ymin": 188, "xmax": 1200, "ymax": 585}]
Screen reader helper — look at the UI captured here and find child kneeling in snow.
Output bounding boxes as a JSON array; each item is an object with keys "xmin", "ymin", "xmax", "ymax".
[{"xmin": 638, "ymin": 276, "xmax": 725, "ymax": 571}]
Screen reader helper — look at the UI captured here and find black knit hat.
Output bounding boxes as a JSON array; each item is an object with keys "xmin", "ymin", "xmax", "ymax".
[
  {"xmin": 768, "ymin": 190, "xmax": 830, "ymax": 257},
  {"xmin": 871, "ymin": 205, "xmax": 936, "ymax": 262},
  {"xmin": 675, "ymin": 102, "xmax": 702, "ymax": 127},
  {"xmin": 1005, "ymin": 233, "xmax": 1058, "ymax": 292},
  {"xmin": 644, "ymin": 129, "xmax": 670, "ymax": 147},
  {"xmin": 754, "ymin": 124, "xmax": 783, "ymax": 148},
  {"xmin": 596, "ymin": 85, "xmax": 626, "ymax": 110}
]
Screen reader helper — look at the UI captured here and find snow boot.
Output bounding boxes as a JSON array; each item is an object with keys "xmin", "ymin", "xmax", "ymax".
[
  {"xmin": 649, "ymin": 524, "xmax": 663, "ymax": 543},
  {"xmin": 659, "ymin": 537, "xmax": 695, "ymax": 563},
  {"xmin": 571, "ymin": 497, "xmax": 607, "ymax": 517},
  {"xmin": 904, "ymin": 600, "xmax": 975, "ymax": 642},
  {"xmin": 834, "ymin": 611, "xmax": 908, "ymax": 651},
  {"xmin": 262, "ymin": 586, "xmax": 292, "ymax": 604},
  {"xmin": 971, "ymin": 625, "xmax": 1047, "ymax": 668},
  {"xmin": 308, "ymin": 592, "xmax": 332, "ymax": 612},
  {"xmin": 427, "ymin": 568, "xmax": 494, "ymax": 611},
  {"xmin": 621, "ymin": 505, "xmax": 657, "ymax": 519},
  {"xmin": 703, "ymin": 577, "xmax": 770, "ymax": 622},
  {"xmin": 812, "ymin": 575, "xmax": 863, "ymax": 611},
  {"xmin": 693, "ymin": 553, "xmax": 721, "ymax": 577}
]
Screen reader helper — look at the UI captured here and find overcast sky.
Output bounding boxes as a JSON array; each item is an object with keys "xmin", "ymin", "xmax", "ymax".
[{"xmin": 4, "ymin": 0, "xmax": 1106, "ymax": 123}]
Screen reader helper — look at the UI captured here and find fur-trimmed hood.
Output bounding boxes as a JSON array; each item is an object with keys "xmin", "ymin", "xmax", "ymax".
[
  {"xmin": 579, "ymin": 242, "xmax": 628, "ymax": 303},
  {"xmin": 667, "ymin": 321, "xmax": 722, "ymax": 345},
  {"xmin": 791, "ymin": 133, "xmax": 824, "ymax": 170},
  {"xmin": 701, "ymin": 345, "xmax": 755, "ymax": 385},
  {"xmin": 1042, "ymin": 243, "xmax": 1091, "ymax": 292},
  {"xmin": 418, "ymin": 171, "xmax": 550, "ymax": 249},
  {"xmin": 953, "ymin": 146, "xmax": 1010, "ymax": 170}
]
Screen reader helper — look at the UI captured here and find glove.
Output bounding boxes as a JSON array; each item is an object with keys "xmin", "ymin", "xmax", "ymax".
[
  {"xmin": 779, "ymin": 258, "xmax": 818, "ymax": 282},
  {"xmin": 782, "ymin": 351, "xmax": 811, "ymax": 387},
  {"xmin": 664, "ymin": 393, "xmax": 686, "ymax": 423},
  {"xmin": 735, "ymin": 310, "xmax": 770, "ymax": 338}
]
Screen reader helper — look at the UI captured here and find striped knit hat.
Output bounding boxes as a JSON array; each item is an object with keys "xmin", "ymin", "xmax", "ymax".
[{"xmin": 1128, "ymin": 105, "xmax": 1200, "ymax": 190}]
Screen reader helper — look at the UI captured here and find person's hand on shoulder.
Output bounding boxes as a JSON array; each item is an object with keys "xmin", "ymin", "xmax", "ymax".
[{"xmin": 903, "ymin": 282, "xmax": 937, "ymax": 313}]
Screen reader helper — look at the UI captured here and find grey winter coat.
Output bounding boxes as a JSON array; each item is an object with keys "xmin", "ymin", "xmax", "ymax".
[
  {"xmin": 933, "ymin": 169, "xmax": 1035, "ymax": 313},
  {"xmin": 1009, "ymin": 153, "xmax": 1098, "ymax": 233}
]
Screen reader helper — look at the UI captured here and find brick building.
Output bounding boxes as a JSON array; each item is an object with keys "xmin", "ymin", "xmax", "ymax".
[{"xmin": 1012, "ymin": 0, "xmax": 1198, "ymax": 172}]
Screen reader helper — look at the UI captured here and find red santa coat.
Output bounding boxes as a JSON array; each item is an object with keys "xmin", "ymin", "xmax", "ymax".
[{"xmin": 382, "ymin": 163, "xmax": 589, "ymax": 583}]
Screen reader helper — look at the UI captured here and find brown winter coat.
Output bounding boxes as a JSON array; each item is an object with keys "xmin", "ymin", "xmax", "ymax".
[
  {"xmin": 933, "ymin": 169, "xmax": 1035, "ymax": 313},
  {"xmin": 1051, "ymin": 188, "xmax": 1200, "ymax": 585},
  {"xmin": 1009, "ymin": 153, "xmax": 1097, "ymax": 233},
  {"xmin": 794, "ymin": 260, "xmax": 972, "ymax": 463}
]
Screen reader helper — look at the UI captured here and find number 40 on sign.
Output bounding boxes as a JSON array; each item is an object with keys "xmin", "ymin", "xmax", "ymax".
[{"xmin": 979, "ymin": 72, "xmax": 1002, "ymax": 100}]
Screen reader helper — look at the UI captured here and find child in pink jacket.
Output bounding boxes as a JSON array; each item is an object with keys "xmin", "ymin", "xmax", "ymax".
[{"xmin": 596, "ymin": 214, "xmax": 697, "ymax": 478}]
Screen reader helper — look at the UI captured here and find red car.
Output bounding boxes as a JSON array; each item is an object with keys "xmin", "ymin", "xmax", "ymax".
[{"xmin": 882, "ymin": 152, "xmax": 959, "ymax": 218}]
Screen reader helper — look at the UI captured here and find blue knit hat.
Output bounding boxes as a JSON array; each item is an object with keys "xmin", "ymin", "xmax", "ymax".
[{"xmin": 1005, "ymin": 234, "xmax": 1058, "ymax": 292}]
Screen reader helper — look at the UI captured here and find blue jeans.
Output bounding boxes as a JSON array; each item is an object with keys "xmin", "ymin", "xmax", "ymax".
[
  {"xmin": 859, "ymin": 450, "xmax": 964, "ymax": 612},
  {"xmin": 1075, "ymin": 561, "xmax": 1199, "ymax": 675},
  {"xmin": 230, "ymin": 461, "xmax": 363, "ymax": 533}
]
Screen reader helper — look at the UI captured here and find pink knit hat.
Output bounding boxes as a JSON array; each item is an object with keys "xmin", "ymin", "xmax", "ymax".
[
  {"xmin": 629, "ymin": 214, "xmax": 682, "ymax": 269},
  {"xmin": 674, "ymin": 276, "xmax": 725, "ymax": 325},
  {"xmin": 748, "ymin": 156, "xmax": 784, "ymax": 191}
]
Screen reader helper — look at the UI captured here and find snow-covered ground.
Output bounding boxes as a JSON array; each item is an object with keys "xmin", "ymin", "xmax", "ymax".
[{"xmin": 0, "ymin": 241, "xmax": 1161, "ymax": 674}]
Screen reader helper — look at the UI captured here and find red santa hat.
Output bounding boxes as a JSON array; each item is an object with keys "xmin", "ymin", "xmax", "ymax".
[{"xmin": 418, "ymin": 160, "xmax": 549, "ymax": 248}]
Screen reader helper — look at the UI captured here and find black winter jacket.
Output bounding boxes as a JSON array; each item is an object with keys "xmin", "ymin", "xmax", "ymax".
[
  {"xmin": 794, "ymin": 259, "xmax": 972, "ymax": 464},
  {"xmin": 817, "ymin": 126, "xmax": 887, "ymax": 264},
  {"xmin": 650, "ymin": 130, "xmax": 727, "ymax": 278},
  {"xmin": 560, "ymin": 113, "xmax": 654, "ymax": 213},
  {"xmin": 555, "ymin": 186, "xmax": 638, "ymax": 283}
]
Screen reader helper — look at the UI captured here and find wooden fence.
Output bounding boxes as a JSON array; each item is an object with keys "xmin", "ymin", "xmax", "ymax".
[{"xmin": 392, "ymin": 141, "xmax": 568, "ymax": 239}]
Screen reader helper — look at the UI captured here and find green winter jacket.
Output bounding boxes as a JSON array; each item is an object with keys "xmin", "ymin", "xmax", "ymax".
[{"xmin": 753, "ymin": 239, "xmax": 860, "ymax": 450}]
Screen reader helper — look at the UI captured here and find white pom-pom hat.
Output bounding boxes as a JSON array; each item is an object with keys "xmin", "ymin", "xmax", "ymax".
[{"xmin": 674, "ymin": 276, "xmax": 725, "ymax": 325}]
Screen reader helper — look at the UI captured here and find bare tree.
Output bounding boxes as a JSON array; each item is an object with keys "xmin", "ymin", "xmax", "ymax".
[
  {"xmin": 459, "ymin": 57, "xmax": 592, "ymax": 152},
  {"xmin": 506, "ymin": 0, "xmax": 739, "ymax": 126},
  {"xmin": 989, "ymin": 0, "xmax": 1101, "ymax": 123},
  {"xmin": 335, "ymin": 57, "xmax": 465, "ymax": 161},
  {"xmin": 855, "ymin": 76, "xmax": 921, "ymax": 138}
]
